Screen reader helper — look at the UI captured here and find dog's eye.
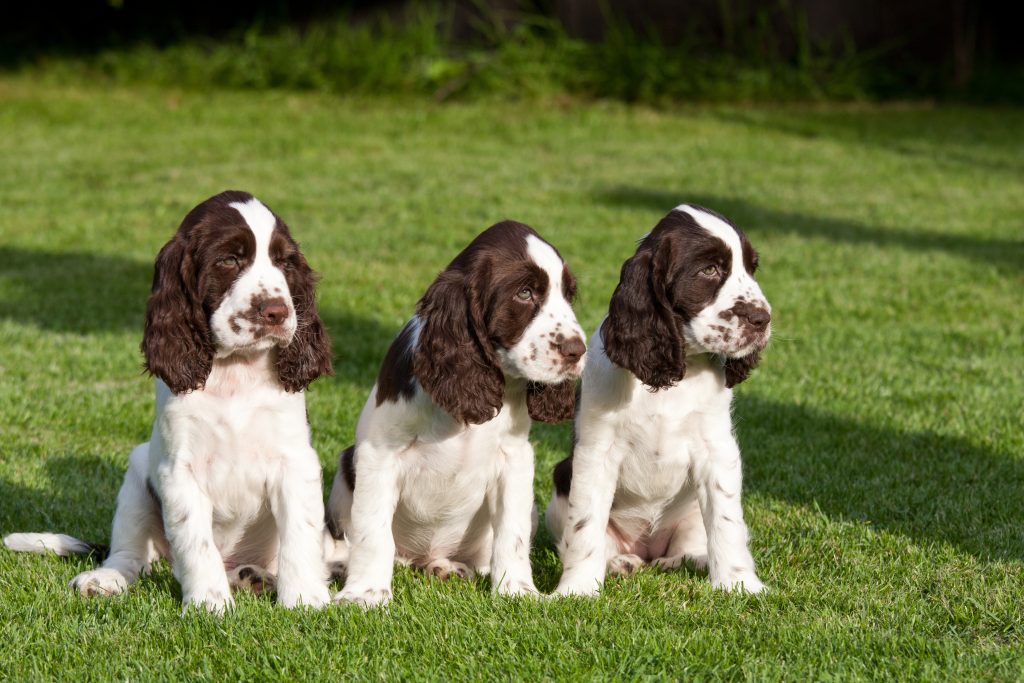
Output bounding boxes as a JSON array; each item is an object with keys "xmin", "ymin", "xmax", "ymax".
[
  {"xmin": 699, "ymin": 265, "xmax": 719, "ymax": 278},
  {"xmin": 274, "ymin": 256, "xmax": 295, "ymax": 271},
  {"xmin": 515, "ymin": 287, "xmax": 533, "ymax": 302},
  {"xmin": 218, "ymin": 255, "xmax": 240, "ymax": 269}
]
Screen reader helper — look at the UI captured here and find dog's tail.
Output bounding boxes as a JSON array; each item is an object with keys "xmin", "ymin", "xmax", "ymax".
[{"xmin": 4, "ymin": 533, "xmax": 109, "ymax": 559}]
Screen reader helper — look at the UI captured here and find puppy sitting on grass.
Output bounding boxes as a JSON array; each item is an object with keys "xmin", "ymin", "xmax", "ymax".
[{"xmin": 5, "ymin": 191, "xmax": 333, "ymax": 612}]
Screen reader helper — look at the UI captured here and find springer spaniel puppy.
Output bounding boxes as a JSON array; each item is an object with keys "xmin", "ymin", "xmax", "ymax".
[
  {"xmin": 325, "ymin": 221, "xmax": 586, "ymax": 607},
  {"xmin": 547, "ymin": 204, "xmax": 771, "ymax": 596},
  {"xmin": 4, "ymin": 191, "xmax": 334, "ymax": 612}
]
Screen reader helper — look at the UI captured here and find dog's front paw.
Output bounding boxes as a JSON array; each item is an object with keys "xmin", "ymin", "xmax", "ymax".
[
  {"xmin": 277, "ymin": 583, "xmax": 331, "ymax": 609},
  {"xmin": 494, "ymin": 577, "xmax": 539, "ymax": 598},
  {"xmin": 553, "ymin": 579, "xmax": 601, "ymax": 598},
  {"xmin": 332, "ymin": 585, "xmax": 391, "ymax": 608},
  {"xmin": 69, "ymin": 568, "xmax": 129, "ymax": 597},
  {"xmin": 711, "ymin": 571, "xmax": 766, "ymax": 594},
  {"xmin": 182, "ymin": 588, "xmax": 234, "ymax": 615}
]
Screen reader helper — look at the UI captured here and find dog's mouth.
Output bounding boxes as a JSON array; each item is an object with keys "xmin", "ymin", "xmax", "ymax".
[{"xmin": 685, "ymin": 321, "xmax": 770, "ymax": 358}]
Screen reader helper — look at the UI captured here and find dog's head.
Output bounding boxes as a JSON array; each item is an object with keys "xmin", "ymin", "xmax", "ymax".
[
  {"xmin": 601, "ymin": 204, "xmax": 771, "ymax": 389},
  {"xmin": 406, "ymin": 220, "xmax": 586, "ymax": 425},
  {"xmin": 142, "ymin": 190, "xmax": 332, "ymax": 393}
]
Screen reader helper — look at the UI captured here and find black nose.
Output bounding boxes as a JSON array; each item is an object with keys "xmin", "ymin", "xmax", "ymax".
[
  {"xmin": 259, "ymin": 300, "xmax": 289, "ymax": 325},
  {"xmin": 744, "ymin": 308, "xmax": 771, "ymax": 329},
  {"xmin": 558, "ymin": 336, "xmax": 586, "ymax": 364}
]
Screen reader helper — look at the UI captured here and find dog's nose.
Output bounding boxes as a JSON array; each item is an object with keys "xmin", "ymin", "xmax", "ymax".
[
  {"xmin": 559, "ymin": 336, "xmax": 586, "ymax": 364},
  {"xmin": 259, "ymin": 300, "xmax": 289, "ymax": 325},
  {"xmin": 744, "ymin": 307, "xmax": 771, "ymax": 329}
]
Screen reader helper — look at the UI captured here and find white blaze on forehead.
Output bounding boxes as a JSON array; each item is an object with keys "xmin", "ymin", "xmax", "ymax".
[
  {"xmin": 675, "ymin": 204, "xmax": 744, "ymax": 271},
  {"xmin": 229, "ymin": 198, "xmax": 276, "ymax": 262},
  {"xmin": 497, "ymin": 233, "xmax": 585, "ymax": 382},
  {"xmin": 208, "ymin": 197, "xmax": 295, "ymax": 356},
  {"xmin": 525, "ymin": 234, "xmax": 564, "ymax": 285}
]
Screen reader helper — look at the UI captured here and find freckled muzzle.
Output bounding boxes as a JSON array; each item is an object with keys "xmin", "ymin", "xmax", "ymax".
[
  {"xmin": 228, "ymin": 294, "xmax": 295, "ymax": 345},
  {"xmin": 553, "ymin": 333, "xmax": 587, "ymax": 376},
  {"xmin": 722, "ymin": 299, "xmax": 771, "ymax": 354}
]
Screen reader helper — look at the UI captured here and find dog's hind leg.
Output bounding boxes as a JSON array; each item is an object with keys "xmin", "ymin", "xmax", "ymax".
[{"xmin": 70, "ymin": 444, "xmax": 166, "ymax": 597}]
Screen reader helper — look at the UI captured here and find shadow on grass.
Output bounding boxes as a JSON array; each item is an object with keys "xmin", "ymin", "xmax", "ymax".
[
  {"xmin": 712, "ymin": 108, "xmax": 1024, "ymax": 176},
  {"xmin": 0, "ymin": 246, "xmax": 400, "ymax": 390},
  {"xmin": 531, "ymin": 394, "xmax": 1024, "ymax": 564},
  {"xmin": 594, "ymin": 187, "xmax": 1024, "ymax": 273}
]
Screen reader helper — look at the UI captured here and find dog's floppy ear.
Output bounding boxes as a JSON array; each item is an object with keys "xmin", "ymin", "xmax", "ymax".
[
  {"xmin": 277, "ymin": 247, "xmax": 333, "ymax": 392},
  {"xmin": 526, "ymin": 378, "xmax": 578, "ymax": 423},
  {"xmin": 141, "ymin": 234, "xmax": 214, "ymax": 393},
  {"xmin": 413, "ymin": 271, "xmax": 505, "ymax": 425},
  {"xmin": 724, "ymin": 350, "xmax": 760, "ymax": 388},
  {"xmin": 601, "ymin": 237, "xmax": 685, "ymax": 390}
]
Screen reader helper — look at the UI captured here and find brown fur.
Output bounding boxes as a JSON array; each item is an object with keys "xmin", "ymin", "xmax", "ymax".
[{"xmin": 141, "ymin": 190, "xmax": 332, "ymax": 394}]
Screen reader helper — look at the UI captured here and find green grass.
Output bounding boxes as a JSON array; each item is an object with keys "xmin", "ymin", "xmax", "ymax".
[{"xmin": 1, "ymin": 78, "xmax": 1022, "ymax": 680}]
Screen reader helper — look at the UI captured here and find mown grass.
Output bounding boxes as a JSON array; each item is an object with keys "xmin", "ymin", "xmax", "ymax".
[{"xmin": 0, "ymin": 78, "xmax": 1022, "ymax": 680}]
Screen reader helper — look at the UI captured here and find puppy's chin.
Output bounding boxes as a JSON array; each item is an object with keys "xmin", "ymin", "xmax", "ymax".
[
  {"xmin": 497, "ymin": 353, "xmax": 583, "ymax": 385},
  {"xmin": 214, "ymin": 333, "xmax": 292, "ymax": 359}
]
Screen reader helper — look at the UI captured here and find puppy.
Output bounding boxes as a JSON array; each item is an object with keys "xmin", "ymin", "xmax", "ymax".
[
  {"xmin": 5, "ymin": 191, "xmax": 334, "ymax": 612},
  {"xmin": 326, "ymin": 220, "xmax": 586, "ymax": 606},
  {"xmin": 547, "ymin": 205, "xmax": 771, "ymax": 596}
]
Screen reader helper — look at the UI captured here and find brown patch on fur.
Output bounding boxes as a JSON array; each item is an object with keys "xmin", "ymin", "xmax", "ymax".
[
  {"xmin": 412, "ymin": 220, "xmax": 580, "ymax": 425},
  {"xmin": 141, "ymin": 190, "xmax": 332, "ymax": 394},
  {"xmin": 376, "ymin": 321, "xmax": 418, "ymax": 405}
]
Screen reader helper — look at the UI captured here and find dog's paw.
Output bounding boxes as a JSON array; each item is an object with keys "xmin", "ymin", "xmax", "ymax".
[
  {"xmin": 69, "ymin": 568, "xmax": 128, "ymax": 597},
  {"xmin": 553, "ymin": 579, "xmax": 601, "ymax": 598},
  {"xmin": 711, "ymin": 571, "xmax": 766, "ymax": 594},
  {"xmin": 182, "ymin": 588, "xmax": 234, "ymax": 615},
  {"xmin": 332, "ymin": 585, "xmax": 391, "ymax": 608},
  {"xmin": 425, "ymin": 558, "xmax": 475, "ymax": 582},
  {"xmin": 607, "ymin": 553, "xmax": 644, "ymax": 576},
  {"xmin": 494, "ymin": 578, "xmax": 539, "ymax": 598},
  {"xmin": 227, "ymin": 565, "xmax": 276, "ymax": 595},
  {"xmin": 277, "ymin": 583, "xmax": 330, "ymax": 609}
]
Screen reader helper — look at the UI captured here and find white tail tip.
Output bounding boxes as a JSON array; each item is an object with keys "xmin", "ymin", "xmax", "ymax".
[{"xmin": 4, "ymin": 533, "xmax": 93, "ymax": 556}]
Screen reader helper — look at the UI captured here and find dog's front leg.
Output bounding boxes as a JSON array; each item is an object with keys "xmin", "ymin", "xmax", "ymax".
[
  {"xmin": 554, "ymin": 422, "xmax": 623, "ymax": 597},
  {"xmin": 488, "ymin": 441, "xmax": 538, "ymax": 597},
  {"xmin": 333, "ymin": 442, "xmax": 398, "ymax": 608},
  {"xmin": 271, "ymin": 449, "xmax": 330, "ymax": 609},
  {"xmin": 696, "ymin": 427, "xmax": 765, "ymax": 594},
  {"xmin": 157, "ymin": 459, "xmax": 233, "ymax": 614}
]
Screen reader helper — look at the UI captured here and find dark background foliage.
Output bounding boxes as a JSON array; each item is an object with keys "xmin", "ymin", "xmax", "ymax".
[{"xmin": 4, "ymin": 1, "xmax": 1022, "ymax": 102}]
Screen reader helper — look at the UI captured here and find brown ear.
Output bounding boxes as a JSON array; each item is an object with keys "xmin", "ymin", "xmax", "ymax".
[
  {"xmin": 724, "ymin": 349, "xmax": 760, "ymax": 388},
  {"xmin": 600, "ymin": 243, "xmax": 685, "ymax": 390},
  {"xmin": 526, "ymin": 378, "xmax": 578, "ymax": 423},
  {"xmin": 277, "ymin": 250, "xmax": 333, "ymax": 392},
  {"xmin": 141, "ymin": 234, "xmax": 214, "ymax": 393},
  {"xmin": 413, "ymin": 273, "xmax": 504, "ymax": 425}
]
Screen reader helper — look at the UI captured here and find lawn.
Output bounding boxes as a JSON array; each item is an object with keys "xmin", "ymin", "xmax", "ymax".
[{"xmin": 0, "ymin": 77, "xmax": 1022, "ymax": 680}]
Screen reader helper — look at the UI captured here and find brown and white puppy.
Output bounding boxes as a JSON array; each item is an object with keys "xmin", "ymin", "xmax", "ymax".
[
  {"xmin": 547, "ymin": 204, "xmax": 771, "ymax": 596},
  {"xmin": 326, "ymin": 220, "xmax": 586, "ymax": 607},
  {"xmin": 5, "ymin": 191, "xmax": 334, "ymax": 613}
]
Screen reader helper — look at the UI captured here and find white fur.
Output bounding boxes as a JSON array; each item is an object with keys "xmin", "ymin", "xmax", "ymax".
[
  {"xmin": 676, "ymin": 205, "xmax": 771, "ymax": 357},
  {"xmin": 209, "ymin": 199, "xmax": 296, "ymax": 354},
  {"xmin": 6, "ymin": 199, "xmax": 329, "ymax": 613},
  {"xmin": 329, "ymin": 238, "xmax": 585, "ymax": 607},
  {"xmin": 548, "ymin": 334, "xmax": 764, "ymax": 596},
  {"xmin": 3, "ymin": 533, "xmax": 95, "ymax": 556},
  {"xmin": 497, "ymin": 235, "xmax": 585, "ymax": 382},
  {"xmin": 548, "ymin": 208, "xmax": 768, "ymax": 597}
]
